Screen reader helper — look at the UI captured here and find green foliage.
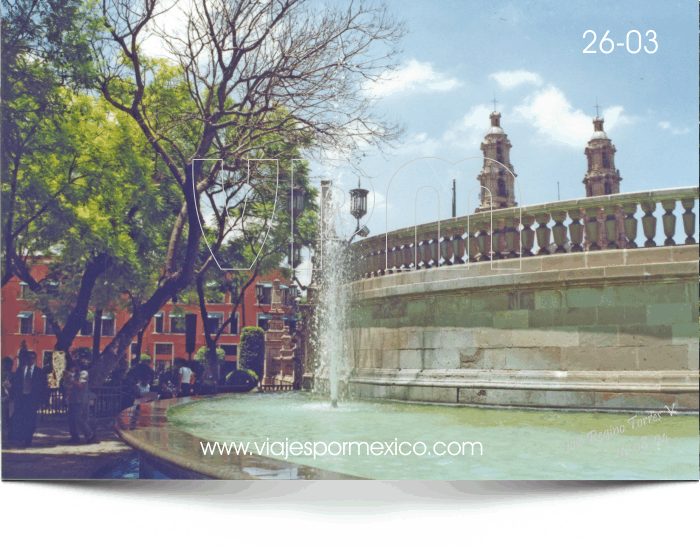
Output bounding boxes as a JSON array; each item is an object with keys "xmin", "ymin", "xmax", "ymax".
[
  {"xmin": 225, "ymin": 368, "xmax": 258, "ymax": 391},
  {"xmin": 194, "ymin": 346, "xmax": 225, "ymax": 368},
  {"xmin": 140, "ymin": 354, "xmax": 152, "ymax": 365},
  {"xmin": 239, "ymin": 327, "xmax": 265, "ymax": 380}
]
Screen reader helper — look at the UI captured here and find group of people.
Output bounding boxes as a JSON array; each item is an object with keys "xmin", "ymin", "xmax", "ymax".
[
  {"xmin": 0, "ymin": 353, "xmax": 95, "ymax": 447},
  {"xmin": 1, "ymin": 354, "xmax": 204, "ymax": 448},
  {"xmin": 131, "ymin": 363, "xmax": 200, "ymax": 402}
]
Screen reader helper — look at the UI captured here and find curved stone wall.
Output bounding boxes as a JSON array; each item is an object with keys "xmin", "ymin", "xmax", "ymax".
[{"xmin": 332, "ymin": 245, "xmax": 699, "ymax": 412}]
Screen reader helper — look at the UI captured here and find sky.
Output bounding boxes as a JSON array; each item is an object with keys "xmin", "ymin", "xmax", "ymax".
[
  {"xmin": 141, "ymin": 0, "xmax": 699, "ymax": 279},
  {"xmin": 342, "ymin": 0, "xmax": 699, "ymax": 237},
  {"xmin": 286, "ymin": 0, "xmax": 699, "ymax": 281}
]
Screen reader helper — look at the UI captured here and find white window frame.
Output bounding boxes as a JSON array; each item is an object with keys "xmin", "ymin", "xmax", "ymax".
[{"xmin": 18, "ymin": 312, "xmax": 34, "ymax": 335}]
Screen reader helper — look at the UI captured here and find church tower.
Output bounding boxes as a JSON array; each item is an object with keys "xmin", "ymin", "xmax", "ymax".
[
  {"xmin": 582, "ymin": 113, "xmax": 626, "ymax": 249},
  {"xmin": 475, "ymin": 112, "xmax": 518, "ymax": 212},
  {"xmin": 582, "ymin": 116, "xmax": 622, "ymax": 197}
]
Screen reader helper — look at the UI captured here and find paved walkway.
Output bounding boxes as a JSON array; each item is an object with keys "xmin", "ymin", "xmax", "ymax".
[{"xmin": 2, "ymin": 419, "xmax": 134, "ymax": 480}]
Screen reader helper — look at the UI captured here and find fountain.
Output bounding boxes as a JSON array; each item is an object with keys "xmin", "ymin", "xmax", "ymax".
[
  {"xmin": 310, "ymin": 180, "xmax": 356, "ymax": 407},
  {"xmin": 114, "ymin": 180, "xmax": 698, "ymax": 480}
]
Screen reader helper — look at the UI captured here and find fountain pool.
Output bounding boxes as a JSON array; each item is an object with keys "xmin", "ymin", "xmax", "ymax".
[{"xmin": 166, "ymin": 392, "xmax": 698, "ymax": 480}]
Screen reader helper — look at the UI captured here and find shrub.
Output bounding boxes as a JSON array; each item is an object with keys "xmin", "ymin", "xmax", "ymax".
[
  {"xmin": 225, "ymin": 368, "xmax": 258, "ymax": 391},
  {"xmin": 239, "ymin": 326, "xmax": 265, "ymax": 380},
  {"xmin": 140, "ymin": 353, "xmax": 152, "ymax": 365},
  {"xmin": 194, "ymin": 346, "xmax": 225, "ymax": 370}
]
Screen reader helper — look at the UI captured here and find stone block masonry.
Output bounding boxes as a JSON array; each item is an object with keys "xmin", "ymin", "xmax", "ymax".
[{"xmin": 334, "ymin": 246, "xmax": 699, "ymax": 412}]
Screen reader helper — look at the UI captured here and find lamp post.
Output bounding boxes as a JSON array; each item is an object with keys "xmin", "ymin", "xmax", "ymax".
[{"xmin": 349, "ymin": 178, "xmax": 370, "ymax": 243}]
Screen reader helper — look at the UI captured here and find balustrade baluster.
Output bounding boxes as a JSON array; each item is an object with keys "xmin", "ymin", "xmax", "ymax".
[
  {"xmin": 414, "ymin": 235, "xmax": 423, "ymax": 269},
  {"xmin": 440, "ymin": 234, "xmax": 453, "ymax": 266},
  {"xmin": 567, "ymin": 210, "xmax": 584, "ymax": 252},
  {"xmin": 681, "ymin": 198, "xmax": 696, "ymax": 244},
  {"xmin": 585, "ymin": 207, "xmax": 602, "ymax": 251},
  {"xmin": 466, "ymin": 223, "xmax": 479, "ymax": 264},
  {"xmin": 640, "ymin": 201, "xmax": 657, "ymax": 247},
  {"xmin": 376, "ymin": 248, "xmax": 386, "ymax": 276},
  {"xmin": 661, "ymin": 199, "xmax": 677, "ymax": 246},
  {"xmin": 491, "ymin": 220, "xmax": 505, "ymax": 260},
  {"xmin": 504, "ymin": 217, "xmax": 519, "ymax": 258},
  {"xmin": 428, "ymin": 233, "xmax": 440, "ymax": 268},
  {"xmin": 520, "ymin": 215, "xmax": 535, "ymax": 256},
  {"xmin": 535, "ymin": 213, "xmax": 551, "ymax": 255},
  {"xmin": 453, "ymin": 228, "xmax": 465, "ymax": 264},
  {"xmin": 402, "ymin": 239, "xmax": 413, "ymax": 270},
  {"xmin": 476, "ymin": 220, "xmax": 491, "ymax": 261},
  {"xmin": 622, "ymin": 203, "xmax": 638, "ymax": 248},
  {"xmin": 604, "ymin": 205, "xmax": 619, "ymax": 249},
  {"xmin": 551, "ymin": 211, "xmax": 568, "ymax": 253},
  {"xmin": 385, "ymin": 245, "xmax": 395, "ymax": 274}
]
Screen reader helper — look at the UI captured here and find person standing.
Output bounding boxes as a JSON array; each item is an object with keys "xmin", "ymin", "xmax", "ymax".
[
  {"xmin": 178, "ymin": 363, "xmax": 193, "ymax": 397},
  {"xmin": 1, "ymin": 357, "xmax": 14, "ymax": 443},
  {"xmin": 65, "ymin": 361, "xmax": 95, "ymax": 444},
  {"xmin": 9, "ymin": 351, "xmax": 48, "ymax": 447}
]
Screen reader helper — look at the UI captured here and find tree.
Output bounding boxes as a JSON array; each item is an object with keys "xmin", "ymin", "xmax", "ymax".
[
  {"xmin": 238, "ymin": 326, "xmax": 265, "ymax": 380},
  {"xmin": 84, "ymin": 0, "xmax": 406, "ymax": 385}
]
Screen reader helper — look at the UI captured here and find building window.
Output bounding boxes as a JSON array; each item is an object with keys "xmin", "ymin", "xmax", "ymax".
[
  {"xmin": 221, "ymin": 345, "xmax": 237, "ymax": 357},
  {"xmin": 18, "ymin": 312, "xmax": 33, "ymax": 334},
  {"xmin": 604, "ymin": 181, "xmax": 612, "ymax": 194},
  {"xmin": 80, "ymin": 319, "xmax": 93, "ymax": 336},
  {"xmin": 496, "ymin": 146, "xmax": 503, "ymax": 163},
  {"xmin": 602, "ymin": 152, "xmax": 610, "ymax": 169},
  {"xmin": 43, "ymin": 316, "xmax": 56, "ymax": 335},
  {"xmin": 229, "ymin": 312, "xmax": 239, "ymax": 335},
  {"xmin": 153, "ymin": 312, "xmax": 164, "ymax": 334},
  {"xmin": 155, "ymin": 343, "xmax": 173, "ymax": 356},
  {"xmin": 257, "ymin": 314, "xmax": 270, "ymax": 331},
  {"xmin": 19, "ymin": 282, "xmax": 29, "ymax": 299},
  {"xmin": 101, "ymin": 315, "xmax": 115, "ymax": 337},
  {"xmin": 205, "ymin": 312, "xmax": 224, "ymax": 334},
  {"xmin": 43, "ymin": 351, "xmax": 53, "ymax": 370},
  {"xmin": 256, "ymin": 284, "xmax": 272, "ymax": 305},
  {"xmin": 170, "ymin": 315, "xmax": 185, "ymax": 334}
]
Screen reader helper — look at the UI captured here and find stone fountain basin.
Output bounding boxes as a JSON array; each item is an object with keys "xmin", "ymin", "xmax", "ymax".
[{"xmin": 115, "ymin": 396, "xmax": 361, "ymax": 479}]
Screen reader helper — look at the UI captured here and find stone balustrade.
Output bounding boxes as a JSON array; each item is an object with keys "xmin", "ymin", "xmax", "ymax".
[{"xmin": 351, "ymin": 187, "xmax": 698, "ymax": 280}]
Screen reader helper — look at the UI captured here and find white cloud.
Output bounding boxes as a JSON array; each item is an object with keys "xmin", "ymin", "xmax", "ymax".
[
  {"xmin": 490, "ymin": 70, "xmax": 543, "ymax": 88},
  {"xmin": 515, "ymin": 86, "xmax": 631, "ymax": 147},
  {"xmin": 659, "ymin": 121, "xmax": 690, "ymax": 135},
  {"xmin": 364, "ymin": 60, "xmax": 461, "ymax": 97}
]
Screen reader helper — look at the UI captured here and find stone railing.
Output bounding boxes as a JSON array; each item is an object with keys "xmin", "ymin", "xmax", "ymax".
[{"xmin": 350, "ymin": 187, "xmax": 698, "ymax": 280}]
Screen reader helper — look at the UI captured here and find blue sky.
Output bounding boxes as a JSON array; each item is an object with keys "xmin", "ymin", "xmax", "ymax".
[{"xmin": 339, "ymin": 0, "xmax": 699, "ymax": 235}]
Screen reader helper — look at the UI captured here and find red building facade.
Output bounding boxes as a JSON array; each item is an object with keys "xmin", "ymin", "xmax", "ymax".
[{"xmin": 1, "ymin": 264, "xmax": 297, "ymax": 380}]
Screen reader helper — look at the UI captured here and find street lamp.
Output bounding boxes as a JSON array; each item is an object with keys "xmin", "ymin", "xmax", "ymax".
[
  {"xmin": 349, "ymin": 178, "xmax": 369, "ymax": 232},
  {"xmin": 286, "ymin": 186, "xmax": 305, "ymax": 219},
  {"xmin": 288, "ymin": 241, "xmax": 302, "ymax": 268}
]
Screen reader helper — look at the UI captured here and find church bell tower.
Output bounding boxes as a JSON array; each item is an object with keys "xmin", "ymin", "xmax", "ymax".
[
  {"xmin": 476, "ymin": 111, "xmax": 518, "ymax": 212},
  {"xmin": 582, "ymin": 110, "xmax": 626, "ymax": 249}
]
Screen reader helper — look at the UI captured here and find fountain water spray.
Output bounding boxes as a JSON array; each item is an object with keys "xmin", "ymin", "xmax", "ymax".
[{"xmin": 311, "ymin": 182, "xmax": 354, "ymax": 407}]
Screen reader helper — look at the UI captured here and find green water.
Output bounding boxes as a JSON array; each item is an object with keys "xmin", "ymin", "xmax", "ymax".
[{"xmin": 167, "ymin": 392, "xmax": 699, "ymax": 480}]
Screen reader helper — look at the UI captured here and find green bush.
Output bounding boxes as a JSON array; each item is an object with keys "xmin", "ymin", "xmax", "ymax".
[
  {"xmin": 225, "ymin": 368, "xmax": 258, "ymax": 391},
  {"xmin": 140, "ymin": 353, "xmax": 152, "ymax": 365},
  {"xmin": 239, "ymin": 326, "xmax": 265, "ymax": 380},
  {"xmin": 194, "ymin": 346, "xmax": 225, "ymax": 370}
]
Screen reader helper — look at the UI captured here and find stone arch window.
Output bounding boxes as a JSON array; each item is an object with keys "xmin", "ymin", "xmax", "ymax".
[
  {"xmin": 587, "ymin": 154, "xmax": 592, "ymax": 171},
  {"xmin": 497, "ymin": 177, "xmax": 507, "ymax": 197},
  {"xmin": 604, "ymin": 180, "xmax": 612, "ymax": 194},
  {"xmin": 602, "ymin": 152, "xmax": 610, "ymax": 168},
  {"xmin": 496, "ymin": 145, "xmax": 504, "ymax": 163}
]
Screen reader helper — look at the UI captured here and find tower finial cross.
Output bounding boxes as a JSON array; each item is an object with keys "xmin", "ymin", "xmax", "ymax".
[
  {"xmin": 594, "ymin": 99, "xmax": 601, "ymax": 118},
  {"xmin": 493, "ymin": 94, "xmax": 498, "ymax": 113}
]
